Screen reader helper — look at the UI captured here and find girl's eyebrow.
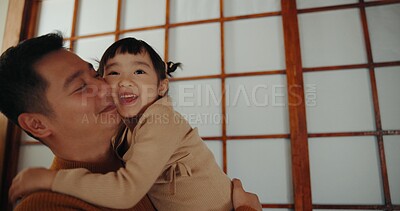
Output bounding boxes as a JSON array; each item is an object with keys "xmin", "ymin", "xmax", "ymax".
[
  {"xmin": 104, "ymin": 62, "xmax": 119, "ymax": 70},
  {"xmin": 131, "ymin": 61, "xmax": 150, "ymax": 67}
]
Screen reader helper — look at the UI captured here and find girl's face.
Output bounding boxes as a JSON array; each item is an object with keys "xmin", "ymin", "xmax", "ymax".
[{"xmin": 104, "ymin": 52, "xmax": 167, "ymax": 118}]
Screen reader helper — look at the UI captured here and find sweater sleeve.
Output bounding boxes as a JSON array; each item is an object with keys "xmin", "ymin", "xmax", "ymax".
[
  {"xmin": 51, "ymin": 105, "xmax": 188, "ymax": 209},
  {"xmin": 14, "ymin": 191, "xmax": 156, "ymax": 211}
]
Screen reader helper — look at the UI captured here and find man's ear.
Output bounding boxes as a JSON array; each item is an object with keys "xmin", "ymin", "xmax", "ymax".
[
  {"xmin": 158, "ymin": 79, "xmax": 169, "ymax": 96},
  {"xmin": 18, "ymin": 113, "xmax": 52, "ymax": 139}
]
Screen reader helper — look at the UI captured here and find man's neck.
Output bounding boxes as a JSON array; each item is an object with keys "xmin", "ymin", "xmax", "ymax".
[{"xmin": 51, "ymin": 145, "xmax": 122, "ymax": 173}]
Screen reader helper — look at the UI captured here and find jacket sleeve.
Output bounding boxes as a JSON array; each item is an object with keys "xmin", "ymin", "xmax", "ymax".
[
  {"xmin": 51, "ymin": 105, "xmax": 189, "ymax": 209},
  {"xmin": 235, "ymin": 206, "xmax": 258, "ymax": 211}
]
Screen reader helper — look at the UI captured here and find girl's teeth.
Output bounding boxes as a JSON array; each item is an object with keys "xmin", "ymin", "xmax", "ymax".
[{"xmin": 120, "ymin": 94, "xmax": 138, "ymax": 99}]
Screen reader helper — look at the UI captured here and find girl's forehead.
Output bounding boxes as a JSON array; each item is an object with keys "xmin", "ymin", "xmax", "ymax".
[
  {"xmin": 104, "ymin": 53, "xmax": 154, "ymax": 70},
  {"xmin": 107, "ymin": 52, "xmax": 149, "ymax": 63}
]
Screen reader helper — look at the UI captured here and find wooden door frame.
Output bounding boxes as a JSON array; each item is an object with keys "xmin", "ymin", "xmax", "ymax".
[{"xmin": 0, "ymin": 0, "xmax": 40, "ymax": 210}]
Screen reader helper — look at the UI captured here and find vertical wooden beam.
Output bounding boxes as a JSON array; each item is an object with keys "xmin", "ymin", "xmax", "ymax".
[
  {"xmin": 19, "ymin": 0, "xmax": 40, "ymax": 39},
  {"xmin": 0, "ymin": 1, "xmax": 26, "ymax": 210},
  {"xmin": 1, "ymin": 123, "xmax": 22, "ymax": 211},
  {"xmin": 1, "ymin": 0, "xmax": 26, "ymax": 51},
  {"xmin": 281, "ymin": 1, "xmax": 312, "ymax": 210},
  {"xmin": 115, "ymin": 0, "xmax": 122, "ymax": 41},
  {"xmin": 164, "ymin": 0, "xmax": 170, "ymax": 62},
  {"xmin": 359, "ymin": 0, "xmax": 392, "ymax": 209},
  {"xmin": 0, "ymin": 115, "xmax": 7, "ymax": 197},
  {"xmin": 69, "ymin": 0, "xmax": 79, "ymax": 50},
  {"xmin": 219, "ymin": 0, "xmax": 228, "ymax": 173}
]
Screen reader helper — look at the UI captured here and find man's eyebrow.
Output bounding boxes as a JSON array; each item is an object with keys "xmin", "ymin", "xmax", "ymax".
[{"xmin": 63, "ymin": 70, "xmax": 84, "ymax": 90}]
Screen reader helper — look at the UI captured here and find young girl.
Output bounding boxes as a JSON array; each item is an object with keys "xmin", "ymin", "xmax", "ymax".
[{"xmin": 12, "ymin": 37, "xmax": 233, "ymax": 211}]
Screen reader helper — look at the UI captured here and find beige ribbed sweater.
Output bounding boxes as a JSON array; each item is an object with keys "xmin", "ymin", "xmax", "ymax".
[{"xmin": 52, "ymin": 96, "xmax": 233, "ymax": 211}]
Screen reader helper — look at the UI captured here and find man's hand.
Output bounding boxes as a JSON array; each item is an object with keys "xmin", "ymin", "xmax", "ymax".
[
  {"xmin": 232, "ymin": 178, "xmax": 262, "ymax": 211},
  {"xmin": 9, "ymin": 167, "xmax": 57, "ymax": 204}
]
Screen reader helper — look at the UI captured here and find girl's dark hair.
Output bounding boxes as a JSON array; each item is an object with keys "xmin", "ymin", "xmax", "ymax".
[{"xmin": 98, "ymin": 37, "xmax": 181, "ymax": 84}]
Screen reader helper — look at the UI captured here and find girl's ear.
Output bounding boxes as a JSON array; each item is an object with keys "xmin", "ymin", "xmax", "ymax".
[
  {"xmin": 18, "ymin": 113, "xmax": 52, "ymax": 139},
  {"xmin": 158, "ymin": 79, "xmax": 169, "ymax": 96}
]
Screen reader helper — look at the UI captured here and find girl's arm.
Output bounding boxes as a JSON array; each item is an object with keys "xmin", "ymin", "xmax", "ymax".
[
  {"xmin": 14, "ymin": 104, "xmax": 186, "ymax": 209},
  {"xmin": 51, "ymin": 104, "xmax": 186, "ymax": 209},
  {"xmin": 9, "ymin": 167, "xmax": 56, "ymax": 204}
]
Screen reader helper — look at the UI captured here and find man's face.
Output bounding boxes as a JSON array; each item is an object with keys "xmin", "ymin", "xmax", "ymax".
[{"xmin": 35, "ymin": 49, "xmax": 120, "ymax": 147}]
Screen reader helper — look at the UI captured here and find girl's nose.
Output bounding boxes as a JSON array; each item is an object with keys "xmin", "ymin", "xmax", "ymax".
[{"xmin": 118, "ymin": 78, "xmax": 135, "ymax": 87}]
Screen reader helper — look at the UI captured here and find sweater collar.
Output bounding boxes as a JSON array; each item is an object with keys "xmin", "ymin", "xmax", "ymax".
[{"xmin": 50, "ymin": 155, "xmax": 123, "ymax": 174}]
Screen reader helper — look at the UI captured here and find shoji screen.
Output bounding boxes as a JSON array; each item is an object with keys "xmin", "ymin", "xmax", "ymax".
[
  {"xmin": 14, "ymin": 0, "xmax": 400, "ymax": 210},
  {"xmin": 297, "ymin": 0, "xmax": 400, "ymax": 209}
]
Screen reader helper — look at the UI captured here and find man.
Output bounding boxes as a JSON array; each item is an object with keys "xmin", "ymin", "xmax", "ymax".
[{"xmin": 0, "ymin": 33, "xmax": 262, "ymax": 210}]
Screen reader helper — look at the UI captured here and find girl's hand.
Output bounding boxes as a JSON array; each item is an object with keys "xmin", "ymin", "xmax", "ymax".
[
  {"xmin": 9, "ymin": 167, "xmax": 57, "ymax": 204},
  {"xmin": 232, "ymin": 178, "xmax": 262, "ymax": 211}
]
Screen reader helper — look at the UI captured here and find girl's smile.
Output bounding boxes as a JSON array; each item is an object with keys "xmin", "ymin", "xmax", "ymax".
[
  {"xmin": 104, "ymin": 52, "xmax": 168, "ymax": 118},
  {"xmin": 119, "ymin": 92, "xmax": 139, "ymax": 105}
]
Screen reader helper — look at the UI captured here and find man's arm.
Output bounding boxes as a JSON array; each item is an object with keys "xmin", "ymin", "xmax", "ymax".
[{"xmin": 232, "ymin": 179, "xmax": 262, "ymax": 211}]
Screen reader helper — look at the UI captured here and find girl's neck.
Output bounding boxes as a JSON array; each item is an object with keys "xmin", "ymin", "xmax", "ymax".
[
  {"xmin": 122, "ymin": 97, "xmax": 161, "ymax": 131},
  {"xmin": 123, "ymin": 115, "xmax": 141, "ymax": 131}
]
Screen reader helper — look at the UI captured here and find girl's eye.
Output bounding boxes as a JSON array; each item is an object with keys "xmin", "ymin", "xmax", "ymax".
[
  {"xmin": 134, "ymin": 70, "xmax": 145, "ymax": 75},
  {"xmin": 106, "ymin": 71, "xmax": 119, "ymax": 76}
]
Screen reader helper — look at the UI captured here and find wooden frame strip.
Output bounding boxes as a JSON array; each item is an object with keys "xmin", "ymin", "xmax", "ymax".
[
  {"xmin": 298, "ymin": 0, "xmax": 400, "ymax": 14},
  {"xmin": 359, "ymin": 0, "xmax": 392, "ymax": 207},
  {"xmin": 114, "ymin": 0, "xmax": 122, "ymax": 41},
  {"xmin": 69, "ymin": 0, "xmax": 79, "ymax": 51},
  {"xmin": 0, "ymin": 1, "xmax": 26, "ymax": 209},
  {"xmin": 281, "ymin": 1, "xmax": 312, "ymax": 210},
  {"xmin": 1, "ymin": 123, "xmax": 22, "ymax": 211},
  {"xmin": 219, "ymin": 0, "xmax": 228, "ymax": 173}
]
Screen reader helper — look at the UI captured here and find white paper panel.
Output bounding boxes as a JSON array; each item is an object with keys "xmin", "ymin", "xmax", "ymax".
[
  {"xmin": 170, "ymin": 0, "xmax": 219, "ymax": 23},
  {"xmin": 304, "ymin": 69, "xmax": 375, "ymax": 133},
  {"xmin": 36, "ymin": 0, "xmax": 75, "ymax": 37},
  {"xmin": 168, "ymin": 23, "xmax": 221, "ymax": 77},
  {"xmin": 366, "ymin": 4, "xmax": 400, "ymax": 63},
  {"xmin": 226, "ymin": 75, "xmax": 289, "ymax": 136},
  {"xmin": 20, "ymin": 131, "xmax": 39, "ymax": 142},
  {"xmin": 296, "ymin": 0, "xmax": 357, "ymax": 9},
  {"xmin": 0, "ymin": 0, "xmax": 9, "ymax": 51},
  {"xmin": 299, "ymin": 9, "xmax": 367, "ymax": 67},
  {"xmin": 263, "ymin": 209, "xmax": 292, "ymax": 211},
  {"xmin": 224, "ymin": 17, "xmax": 285, "ymax": 74},
  {"xmin": 375, "ymin": 67, "xmax": 400, "ymax": 130},
  {"xmin": 64, "ymin": 40, "xmax": 71, "ymax": 50},
  {"xmin": 223, "ymin": 0, "xmax": 281, "ymax": 17},
  {"xmin": 74, "ymin": 35, "xmax": 115, "ymax": 69},
  {"xmin": 309, "ymin": 136, "xmax": 383, "ymax": 204},
  {"xmin": 121, "ymin": 0, "xmax": 166, "ymax": 29},
  {"xmin": 383, "ymin": 136, "xmax": 400, "ymax": 204},
  {"xmin": 204, "ymin": 141, "xmax": 223, "ymax": 169},
  {"xmin": 18, "ymin": 145, "xmax": 54, "ymax": 172},
  {"xmin": 227, "ymin": 139, "xmax": 293, "ymax": 204},
  {"xmin": 169, "ymin": 79, "xmax": 222, "ymax": 137},
  {"xmin": 121, "ymin": 29, "xmax": 165, "ymax": 60},
  {"xmin": 314, "ymin": 210, "xmax": 381, "ymax": 211},
  {"xmin": 76, "ymin": 0, "xmax": 117, "ymax": 35}
]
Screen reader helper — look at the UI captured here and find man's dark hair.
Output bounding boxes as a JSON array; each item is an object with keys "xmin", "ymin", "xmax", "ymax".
[{"xmin": 0, "ymin": 33, "xmax": 64, "ymax": 126}]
